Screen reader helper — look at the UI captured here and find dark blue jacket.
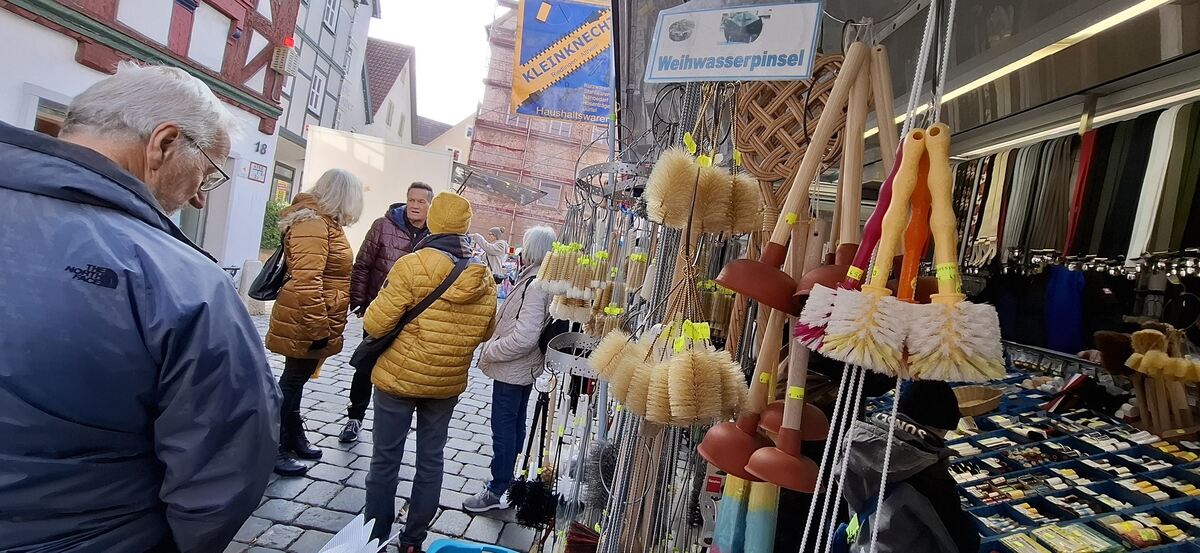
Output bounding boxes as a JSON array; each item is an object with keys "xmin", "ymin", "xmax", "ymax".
[{"xmin": 0, "ymin": 122, "xmax": 281, "ymax": 552}]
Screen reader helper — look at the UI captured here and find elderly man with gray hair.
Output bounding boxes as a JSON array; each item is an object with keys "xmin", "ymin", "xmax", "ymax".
[{"xmin": 0, "ymin": 63, "xmax": 280, "ymax": 552}]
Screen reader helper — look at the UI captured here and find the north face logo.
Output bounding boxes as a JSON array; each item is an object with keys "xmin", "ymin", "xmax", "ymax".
[{"xmin": 65, "ymin": 264, "xmax": 119, "ymax": 289}]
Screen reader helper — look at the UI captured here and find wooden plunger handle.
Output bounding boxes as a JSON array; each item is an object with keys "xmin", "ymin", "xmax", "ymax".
[
  {"xmin": 739, "ymin": 309, "xmax": 786, "ymax": 433},
  {"xmin": 839, "ymin": 60, "xmax": 871, "ymax": 247},
  {"xmin": 898, "ymin": 154, "xmax": 932, "ymax": 302},
  {"xmin": 923, "ymin": 123, "xmax": 965, "ymax": 302},
  {"xmin": 871, "ymin": 45, "xmax": 899, "ymax": 175},
  {"xmin": 767, "ymin": 42, "xmax": 870, "ymax": 249},
  {"xmin": 865, "ymin": 130, "xmax": 927, "ymax": 291}
]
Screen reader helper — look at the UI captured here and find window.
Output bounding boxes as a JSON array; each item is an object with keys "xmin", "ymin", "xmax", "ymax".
[
  {"xmin": 591, "ymin": 125, "xmax": 607, "ymax": 143},
  {"xmin": 33, "ymin": 97, "xmax": 67, "ymax": 137},
  {"xmin": 538, "ymin": 181, "xmax": 561, "ymax": 207},
  {"xmin": 322, "ymin": 0, "xmax": 338, "ymax": 30},
  {"xmin": 398, "ymin": 114, "xmax": 406, "ymax": 139},
  {"xmin": 386, "ymin": 101, "xmax": 394, "ymax": 126},
  {"xmin": 465, "ymin": 125, "xmax": 474, "ymax": 139},
  {"xmin": 446, "ymin": 147, "xmax": 462, "ymax": 161},
  {"xmin": 550, "ymin": 121, "xmax": 572, "ymax": 137},
  {"xmin": 504, "ymin": 112, "xmax": 527, "ymax": 128},
  {"xmin": 283, "ymin": 74, "xmax": 294, "ymax": 96},
  {"xmin": 307, "ymin": 72, "xmax": 325, "ymax": 113},
  {"xmin": 273, "ymin": 163, "xmax": 296, "ymax": 203}
]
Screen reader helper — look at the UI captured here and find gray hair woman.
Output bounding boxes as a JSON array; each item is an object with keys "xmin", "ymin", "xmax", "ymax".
[
  {"xmin": 265, "ymin": 168, "xmax": 364, "ymax": 477},
  {"xmin": 463, "ymin": 225, "xmax": 557, "ymax": 513}
]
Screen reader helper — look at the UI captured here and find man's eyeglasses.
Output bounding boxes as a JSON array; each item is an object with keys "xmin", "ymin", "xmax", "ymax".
[{"xmin": 181, "ymin": 132, "xmax": 230, "ymax": 192}]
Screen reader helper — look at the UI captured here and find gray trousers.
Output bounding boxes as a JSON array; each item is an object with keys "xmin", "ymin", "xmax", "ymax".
[{"xmin": 364, "ymin": 388, "xmax": 457, "ymax": 545}]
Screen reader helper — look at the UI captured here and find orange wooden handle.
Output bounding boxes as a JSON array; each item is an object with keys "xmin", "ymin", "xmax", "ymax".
[
  {"xmin": 871, "ymin": 45, "xmax": 899, "ymax": 176},
  {"xmin": 923, "ymin": 123, "xmax": 962, "ymax": 299},
  {"xmin": 749, "ymin": 310, "xmax": 786, "ymax": 413},
  {"xmin": 899, "ymin": 153, "xmax": 932, "ymax": 302},
  {"xmin": 781, "ymin": 345, "xmax": 810, "ymax": 431},
  {"xmin": 839, "ymin": 60, "xmax": 871, "ymax": 246},
  {"xmin": 867, "ymin": 129, "xmax": 927, "ymax": 291},
  {"xmin": 769, "ymin": 42, "xmax": 869, "ymax": 247}
]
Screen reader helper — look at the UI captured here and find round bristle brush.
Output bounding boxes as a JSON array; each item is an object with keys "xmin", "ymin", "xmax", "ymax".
[
  {"xmin": 645, "ymin": 148, "xmax": 699, "ymax": 228},
  {"xmin": 689, "ymin": 347, "xmax": 729, "ymax": 421},
  {"xmin": 729, "ymin": 172, "xmax": 764, "ymax": 234},
  {"xmin": 697, "ymin": 165, "xmax": 733, "ymax": 234},
  {"xmin": 646, "ymin": 361, "xmax": 674, "ymax": 424},
  {"xmin": 608, "ymin": 338, "xmax": 651, "ymax": 404},
  {"xmin": 720, "ymin": 362, "xmax": 749, "ymax": 419},
  {"xmin": 667, "ymin": 351, "xmax": 702, "ymax": 423},
  {"xmin": 590, "ymin": 330, "xmax": 632, "ymax": 379},
  {"xmin": 625, "ymin": 361, "xmax": 654, "ymax": 417}
]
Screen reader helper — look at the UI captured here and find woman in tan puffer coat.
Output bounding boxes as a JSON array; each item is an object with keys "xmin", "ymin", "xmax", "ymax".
[{"xmin": 265, "ymin": 168, "xmax": 363, "ymax": 477}]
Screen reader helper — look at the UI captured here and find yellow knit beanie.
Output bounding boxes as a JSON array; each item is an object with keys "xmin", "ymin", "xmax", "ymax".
[{"xmin": 427, "ymin": 191, "xmax": 473, "ymax": 234}]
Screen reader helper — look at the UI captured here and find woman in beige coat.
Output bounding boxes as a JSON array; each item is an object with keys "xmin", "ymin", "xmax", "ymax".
[{"xmin": 265, "ymin": 168, "xmax": 363, "ymax": 476}]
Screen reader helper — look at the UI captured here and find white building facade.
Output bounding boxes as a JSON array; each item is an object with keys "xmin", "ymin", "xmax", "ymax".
[{"xmin": 0, "ymin": 0, "xmax": 302, "ymax": 276}]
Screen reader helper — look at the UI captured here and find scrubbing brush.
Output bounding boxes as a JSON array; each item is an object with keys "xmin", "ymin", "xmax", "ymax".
[
  {"xmin": 729, "ymin": 172, "xmax": 764, "ymax": 234},
  {"xmin": 646, "ymin": 148, "xmax": 699, "ymax": 228},
  {"xmin": 590, "ymin": 330, "xmax": 642, "ymax": 381},
  {"xmin": 646, "ymin": 360, "xmax": 674, "ymax": 424},
  {"xmin": 624, "ymin": 355, "xmax": 655, "ymax": 417},
  {"xmin": 820, "ymin": 129, "xmax": 928, "ymax": 377},
  {"xmin": 667, "ymin": 348, "xmax": 725, "ymax": 424},
  {"xmin": 905, "ymin": 123, "xmax": 1003, "ymax": 382},
  {"xmin": 696, "ymin": 164, "xmax": 734, "ymax": 234}
]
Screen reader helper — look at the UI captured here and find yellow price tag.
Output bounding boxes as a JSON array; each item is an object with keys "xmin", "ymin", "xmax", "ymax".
[
  {"xmin": 758, "ymin": 372, "xmax": 770, "ymax": 384},
  {"xmin": 785, "ymin": 212, "xmax": 799, "ymax": 225},
  {"xmin": 697, "ymin": 154, "xmax": 713, "ymax": 167},
  {"xmin": 787, "ymin": 386, "xmax": 805, "ymax": 400},
  {"xmin": 594, "ymin": 523, "xmax": 602, "ymax": 533},
  {"xmin": 595, "ymin": 251, "xmax": 609, "ymax": 261},
  {"xmin": 733, "ymin": 150, "xmax": 743, "ymax": 166},
  {"xmin": 683, "ymin": 132, "xmax": 697, "ymax": 154},
  {"xmin": 846, "ymin": 266, "xmax": 864, "ymax": 281},
  {"xmin": 673, "ymin": 336, "xmax": 687, "ymax": 352},
  {"xmin": 935, "ymin": 263, "xmax": 958, "ymax": 281}
]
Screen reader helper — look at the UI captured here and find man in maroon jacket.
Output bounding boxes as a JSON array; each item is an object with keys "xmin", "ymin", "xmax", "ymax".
[{"xmin": 342, "ymin": 181, "xmax": 433, "ymax": 442}]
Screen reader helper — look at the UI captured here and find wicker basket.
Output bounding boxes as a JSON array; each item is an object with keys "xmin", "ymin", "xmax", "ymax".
[{"xmin": 954, "ymin": 385, "xmax": 1004, "ymax": 417}]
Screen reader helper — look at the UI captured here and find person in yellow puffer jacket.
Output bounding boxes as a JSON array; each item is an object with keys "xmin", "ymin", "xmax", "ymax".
[{"xmin": 362, "ymin": 191, "xmax": 496, "ymax": 551}]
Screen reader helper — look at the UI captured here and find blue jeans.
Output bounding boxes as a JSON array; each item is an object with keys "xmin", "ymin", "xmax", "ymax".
[
  {"xmin": 364, "ymin": 389, "xmax": 456, "ymax": 545},
  {"xmin": 488, "ymin": 381, "xmax": 533, "ymax": 495}
]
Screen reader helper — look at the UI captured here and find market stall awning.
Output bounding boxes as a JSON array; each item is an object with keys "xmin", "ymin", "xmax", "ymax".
[{"xmin": 450, "ymin": 162, "xmax": 546, "ymax": 206}]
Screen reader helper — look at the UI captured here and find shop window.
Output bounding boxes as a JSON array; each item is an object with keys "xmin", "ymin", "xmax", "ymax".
[
  {"xmin": 538, "ymin": 181, "xmax": 561, "ymax": 207},
  {"xmin": 33, "ymin": 98, "xmax": 67, "ymax": 137},
  {"xmin": 307, "ymin": 72, "xmax": 325, "ymax": 114},
  {"xmin": 322, "ymin": 0, "xmax": 339, "ymax": 30},
  {"xmin": 273, "ymin": 163, "xmax": 296, "ymax": 203}
]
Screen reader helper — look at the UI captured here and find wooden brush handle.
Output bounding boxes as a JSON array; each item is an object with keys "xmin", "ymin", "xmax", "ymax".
[
  {"xmin": 781, "ymin": 345, "xmax": 810, "ymax": 431},
  {"xmin": 748, "ymin": 310, "xmax": 786, "ymax": 414},
  {"xmin": 767, "ymin": 42, "xmax": 869, "ymax": 248},
  {"xmin": 898, "ymin": 154, "xmax": 932, "ymax": 302},
  {"xmin": 923, "ymin": 123, "xmax": 964, "ymax": 301},
  {"xmin": 871, "ymin": 45, "xmax": 899, "ymax": 175},
  {"xmin": 841, "ymin": 140, "xmax": 904, "ymax": 290},
  {"xmin": 866, "ymin": 130, "xmax": 927, "ymax": 291},
  {"xmin": 839, "ymin": 62, "xmax": 871, "ymax": 246}
]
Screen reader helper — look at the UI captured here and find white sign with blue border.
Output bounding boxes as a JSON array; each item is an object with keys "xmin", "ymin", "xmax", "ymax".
[{"xmin": 644, "ymin": 1, "xmax": 823, "ymax": 83}]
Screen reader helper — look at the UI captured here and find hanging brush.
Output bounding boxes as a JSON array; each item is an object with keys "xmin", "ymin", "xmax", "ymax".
[
  {"xmin": 645, "ymin": 148, "xmax": 700, "ymax": 229},
  {"xmin": 509, "ymin": 390, "xmax": 558, "ymax": 529},
  {"xmin": 897, "ymin": 153, "xmax": 932, "ymax": 302},
  {"xmin": 819, "ymin": 129, "xmax": 928, "ymax": 377},
  {"xmin": 795, "ymin": 51, "xmax": 903, "ymax": 349},
  {"xmin": 729, "ymin": 172, "xmax": 764, "ymax": 234},
  {"xmin": 905, "ymin": 123, "xmax": 1004, "ymax": 382}
]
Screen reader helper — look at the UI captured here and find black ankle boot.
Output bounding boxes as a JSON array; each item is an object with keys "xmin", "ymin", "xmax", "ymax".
[
  {"xmin": 282, "ymin": 412, "xmax": 322, "ymax": 460},
  {"xmin": 274, "ymin": 450, "xmax": 309, "ymax": 476}
]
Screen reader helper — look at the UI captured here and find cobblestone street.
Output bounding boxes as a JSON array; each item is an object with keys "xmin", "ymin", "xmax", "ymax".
[{"xmin": 226, "ymin": 315, "xmax": 534, "ymax": 553}]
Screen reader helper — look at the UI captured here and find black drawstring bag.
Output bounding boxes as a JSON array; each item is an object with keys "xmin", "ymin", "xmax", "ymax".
[{"xmin": 508, "ymin": 390, "xmax": 557, "ymax": 528}]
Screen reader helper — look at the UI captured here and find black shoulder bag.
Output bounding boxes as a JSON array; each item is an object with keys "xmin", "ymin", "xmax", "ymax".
[
  {"xmin": 248, "ymin": 234, "xmax": 288, "ymax": 301},
  {"xmin": 349, "ymin": 256, "xmax": 470, "ymax": 371},
  {"xmin": 514, "ymin": 278, "xmax": 570, "ymax": 354}
]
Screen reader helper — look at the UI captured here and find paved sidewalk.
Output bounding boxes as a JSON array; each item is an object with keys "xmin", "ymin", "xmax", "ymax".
[{"xmin": 226, "ymin": 316, "xmax": 535, "ymax": 553}]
